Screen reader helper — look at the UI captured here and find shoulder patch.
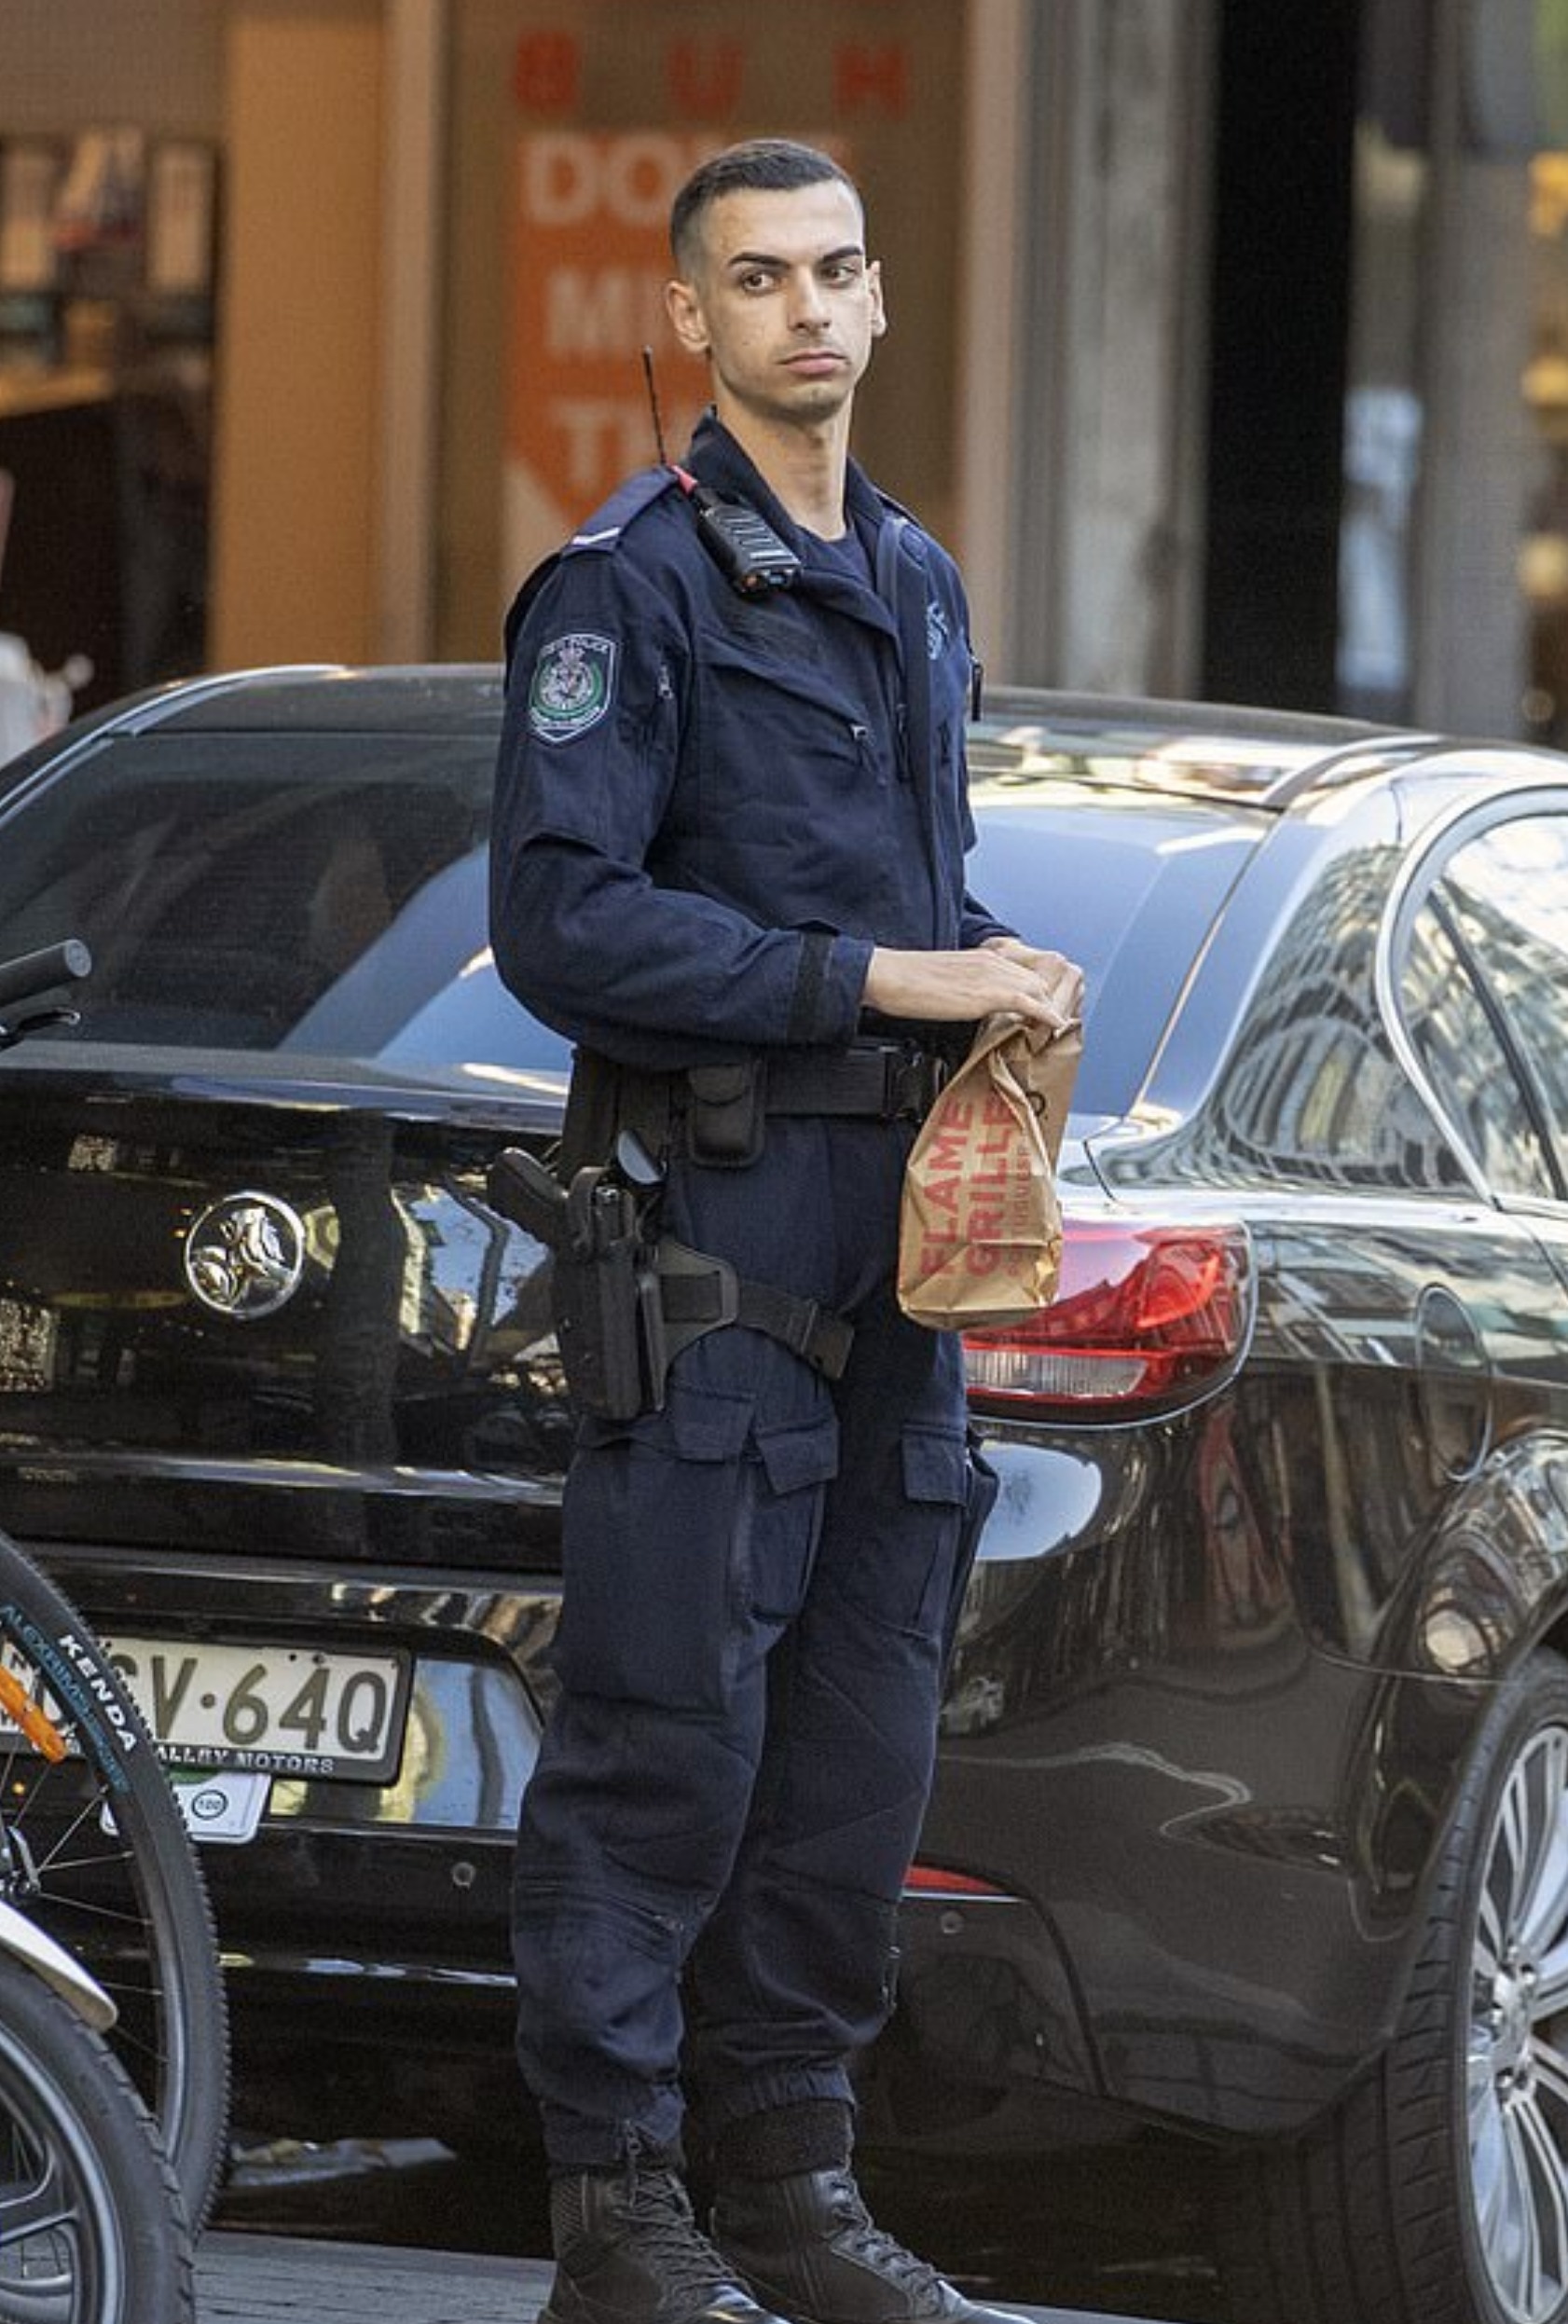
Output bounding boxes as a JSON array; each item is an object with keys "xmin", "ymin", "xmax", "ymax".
[{"xmin": 528, "ymin": 632, "xmax": 619, "ymax": 744}]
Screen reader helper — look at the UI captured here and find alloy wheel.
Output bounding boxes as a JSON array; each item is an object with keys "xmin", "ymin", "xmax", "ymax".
[{"xmin": 1467, "ymin": 1722, "xmax": 1568, "ymax": 2324}]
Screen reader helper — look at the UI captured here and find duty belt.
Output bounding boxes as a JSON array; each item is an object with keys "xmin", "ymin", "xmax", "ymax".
[
  {"xmin": 762, "ymin": 1041, "xmax": 949, "ymax": 1120},
  {"xmin": 677, "ymin": 1042, "xmax": 948, "ymax": 1167},
  {"xmin": 561, "ymin": 1042, "xmax": 951, "ymax": 1181}
]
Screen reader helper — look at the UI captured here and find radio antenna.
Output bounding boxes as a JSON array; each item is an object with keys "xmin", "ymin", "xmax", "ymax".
[
  {"xmin": 641, "ymin": 346, "xmax": 671, "ymax": 468},
  {"xmin": 640, "ymin": 344, "xmax": 801, "ymax": 597}
]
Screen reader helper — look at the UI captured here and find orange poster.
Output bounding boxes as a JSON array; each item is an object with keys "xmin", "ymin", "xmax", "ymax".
[
  {"xmin": 443, "ymin": 4, "xmax": 960, "ymax": 655},
  {"xmin": 504, "ymin": 131, "xmax": 717, "ymax": 582}
]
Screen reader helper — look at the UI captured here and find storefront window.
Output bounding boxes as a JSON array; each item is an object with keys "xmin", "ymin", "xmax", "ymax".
[
  {"xmin": 1520, "ymin": 155, "xmax": 1568, "ymax": 744},
  {"xmin": 434, "ymin": 0, "xmax": 968, "ymax": 660},
  {"xmin": 1340, "ymin": 0, "xmax": 1568, "ymax": 740},
  {"xmin": 0, "ymin": 129, "xmax": 217, "ymax": 713},
  {"xmin": 1337, "ymin": 10, "xmax": 1431, "ymax": 723}
]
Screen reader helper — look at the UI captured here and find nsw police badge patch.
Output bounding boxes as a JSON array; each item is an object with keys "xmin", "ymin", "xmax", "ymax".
[{"xmin": 528, "ymin": 632, "xmax": 618, "ymax": 744}]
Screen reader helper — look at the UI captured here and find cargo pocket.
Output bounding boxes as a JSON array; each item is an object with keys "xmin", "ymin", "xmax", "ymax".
[
  {"xmin": 748, "ymin": 1410, "xmax": 839, "ymax": 1626},
  {"xmin": 896, "ymin": 1422, "xmax": 972, "ymax": 1641},
  {"xmin": 554, "ymin": 1382, "xmax": 754, "ymax": 1712},
  {"xmin": 833, "ymin": 1422, "xmax": 970, "ymax": 1641}
]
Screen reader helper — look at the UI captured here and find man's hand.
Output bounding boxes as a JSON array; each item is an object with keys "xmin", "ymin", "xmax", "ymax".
[{"xmin": 862, "ymin": 937, "xmax": 1072, "ymax": 1025}]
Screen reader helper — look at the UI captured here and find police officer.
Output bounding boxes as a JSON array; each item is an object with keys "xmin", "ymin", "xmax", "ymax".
[{"xmin": 491, "ymin": 140, "xmax": 1059, "ymax": 2324}]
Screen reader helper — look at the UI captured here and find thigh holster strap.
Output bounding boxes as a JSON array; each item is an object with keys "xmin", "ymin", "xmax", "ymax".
[{"xmin": 656, "ymin": 1237, "xmax": 854, "ymax": 1382}]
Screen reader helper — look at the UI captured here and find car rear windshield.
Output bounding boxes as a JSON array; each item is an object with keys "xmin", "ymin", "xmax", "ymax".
[
  {"xmin": 0, "ymin": 730, "xmax": 571, "ymax": 1091},
  {"xmin": 967, "ymin": 785, "xmax": 1265, "ymax": 1116},
  {"xmin": 0, "ymin": 726, "xmax": 1264, "ymax": 1119}
]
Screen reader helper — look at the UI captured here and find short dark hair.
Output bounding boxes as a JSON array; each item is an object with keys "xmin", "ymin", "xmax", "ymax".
[{"xmin": 669, "ymin": 139, "xmax": 860, "ymax": 273}]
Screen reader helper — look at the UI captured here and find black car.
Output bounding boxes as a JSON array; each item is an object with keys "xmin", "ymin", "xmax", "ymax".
[{"xmin": 3, "ymin": 667, "xmax": 1568, "ymax": 2324}]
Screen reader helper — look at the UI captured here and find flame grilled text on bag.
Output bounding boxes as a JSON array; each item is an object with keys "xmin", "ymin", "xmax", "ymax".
[{"xmin": 897, "ymin": 954, "xmax": 1086, "ymax": 1330}]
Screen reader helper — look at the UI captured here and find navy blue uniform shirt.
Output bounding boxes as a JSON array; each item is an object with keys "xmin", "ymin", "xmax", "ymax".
[{"xmin": 490, "ymin": 413, "xmax": 1011, "ymax": 1071}]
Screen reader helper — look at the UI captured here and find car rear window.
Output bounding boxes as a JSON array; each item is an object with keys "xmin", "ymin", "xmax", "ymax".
[
  {"xmin": 0, "ymin": 731, "xmax": 571, "ymax": 1088},
  {"xmin": 967, "ymin": 786, "xmax": 1265, "ymax": 1116},
  {"xmin": 0, "ymin": 722, "xmax": 1265, "ymax": 1121}
]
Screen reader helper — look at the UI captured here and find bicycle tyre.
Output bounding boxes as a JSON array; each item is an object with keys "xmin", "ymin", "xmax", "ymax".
[
  {"xmin": 0, "ymin": 1946, "xmax": 194, "ymax": 2322},
  {"xmin": 0, "ymin": 1533, "xmax": 228, "ymax": 2228}
]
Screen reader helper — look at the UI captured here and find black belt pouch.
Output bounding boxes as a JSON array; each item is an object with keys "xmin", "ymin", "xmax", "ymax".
[{"xmin": 685, "ymin": 1062, "xmax": 765, "ymax": 1167}]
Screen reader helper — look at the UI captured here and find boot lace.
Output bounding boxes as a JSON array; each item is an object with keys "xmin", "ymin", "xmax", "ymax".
[
  {"xmin": 825, "ymin": 2175, "xmax": 944, "ymax": 2301},
  {"xmin": 626, "ymin": 2166, "xmax": 741, "ymax": 2308}
]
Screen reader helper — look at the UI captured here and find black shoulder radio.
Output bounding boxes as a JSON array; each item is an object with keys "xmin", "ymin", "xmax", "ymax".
[{"xmin": 642, "ymin": 348, "xmax": 801, "ymax": 598}]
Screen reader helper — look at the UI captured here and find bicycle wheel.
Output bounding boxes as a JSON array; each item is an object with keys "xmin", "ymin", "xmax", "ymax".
[
  {"xmin": 0, "ymin": 1946, "xmax": 194, "ymax": 2323},
  {"xmin": 0, "ymin": 1536, "xmax": 228, "ymax": 2228}
]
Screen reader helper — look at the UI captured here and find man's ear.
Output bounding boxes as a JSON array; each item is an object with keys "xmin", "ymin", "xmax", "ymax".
[
  {"xmin": 867, "ymin": 258, "xmax": 887, "ymax": 339},
  {"xmin": 665, "ymin": 277, "xmax": 709, "ymax": 357}
]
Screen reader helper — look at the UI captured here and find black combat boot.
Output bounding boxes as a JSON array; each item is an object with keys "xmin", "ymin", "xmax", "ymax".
[
  {"xmin": 712, "ymin": 2166, "xmax": 1027, "ymax": 2324},
  {"xmin": 543, "ymin": 2154, "xmax": 791, "ymax": 2324}
]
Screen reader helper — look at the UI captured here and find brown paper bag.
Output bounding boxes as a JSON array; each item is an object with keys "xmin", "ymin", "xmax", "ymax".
[{"xmin": 897, "ymin": 954, "xmax": 1085, "ymax": 1329}]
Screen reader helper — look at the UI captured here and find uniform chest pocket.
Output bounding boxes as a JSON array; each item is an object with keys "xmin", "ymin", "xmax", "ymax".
[
  {"xmin": 929, "ymin": 632, "xmax": 971, "ymax": 728},
  {"xmin": 696, "ymin": 635, "xmax": 872, "ymax": 808},
  {"xmin": 929, "ymin": 636, "xmax": 972, "ymax": 765}
]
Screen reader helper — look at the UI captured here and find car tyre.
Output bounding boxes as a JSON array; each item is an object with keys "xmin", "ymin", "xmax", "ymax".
[
  {"xmin": 1217, "ymin": 1649, "xmax": 1568, "ymax": 2324},
  {"xmin": 0, "ymin": 1947, "xmax": 196, "ymax": 2320}
]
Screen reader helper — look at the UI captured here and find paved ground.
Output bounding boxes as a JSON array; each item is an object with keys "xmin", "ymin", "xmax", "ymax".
[
  {"xmin": 195, "ymin": 2234, "xmax": 549, "ymax": 2322},
  {"xmin": 193, "ymin": 2234, "xmax": 1166, "ymax": 2324}
]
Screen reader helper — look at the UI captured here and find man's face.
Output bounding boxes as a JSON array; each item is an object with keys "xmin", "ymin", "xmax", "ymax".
[{"xmin": 666, "ymin": 179, "xmax": 887, "ymax": 433}]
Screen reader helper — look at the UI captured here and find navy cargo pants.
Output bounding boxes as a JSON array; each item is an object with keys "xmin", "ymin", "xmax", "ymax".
[{"xmin": 512, "ymin": 1113, "xmax": 992, "ymax": 2169}]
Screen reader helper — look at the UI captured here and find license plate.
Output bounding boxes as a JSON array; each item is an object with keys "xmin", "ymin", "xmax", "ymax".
[{"xmin": 96, "ymin": 1636, "xmax": 409, "ymax": 1784}]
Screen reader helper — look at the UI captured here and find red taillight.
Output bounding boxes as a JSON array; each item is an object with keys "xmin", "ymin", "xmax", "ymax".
[
  {"xmin": 962, "ymin": 1218, "xmax": 1250, "ymax": 1415},
  {"xmin": 902, "ymin": 1863, "xmax": 1009, "ymax": 1899}
]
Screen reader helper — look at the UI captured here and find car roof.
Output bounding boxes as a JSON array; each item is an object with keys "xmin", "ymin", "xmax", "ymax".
[
  {"xmin": 89, "ymin": 665, "xmax": 509, "ymax": 742},
  {"xmin": 103, "ymin": 669, "xmax": 1435, "ymax": 808},
  {"xmin": 973, "ymin": 687, "xmax": 1436, "ymax": 809},
  {"xmin": 42, "ymin": 667, "xmax": 1560, "ymax": 830}
]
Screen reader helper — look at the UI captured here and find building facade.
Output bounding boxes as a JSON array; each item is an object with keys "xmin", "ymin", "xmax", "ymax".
[{"xmin": 1, "ymin": 0, "xmax": 1563, "ymax": 744}]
